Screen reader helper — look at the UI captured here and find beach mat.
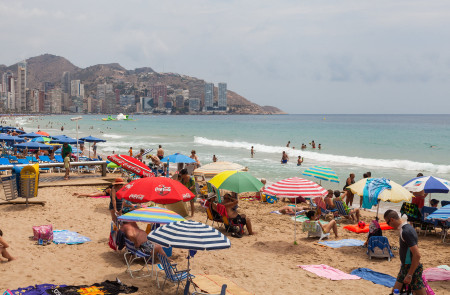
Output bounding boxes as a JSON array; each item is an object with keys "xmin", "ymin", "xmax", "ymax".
[
  {"xmin": 192, "ymin": 274, "xmax": 252, "ymax": 295},
  {"xmin": 344, "ymin": 222, "xmax": 393, "ymax": 233},
  {"xmin": 298, "ymin": 264, "xmax": 360, "ymax": 280},
  {"xmin": 318, "ymin": 239, "xmax": 365, "ymax": 248},
  {"xmin": 53, "ymin": 230, "xmax": 91, "ymax": 245},
  {"xmin": 350, "ymin": 268, "xmax": 396, "ymax": 288},
  {"xmin": 46, "ymin": 280, "xmax": 138, "ymax": 294},
  {"xmin": 8, "ymin": 284, "xmax": 66, "ymax": 295}
]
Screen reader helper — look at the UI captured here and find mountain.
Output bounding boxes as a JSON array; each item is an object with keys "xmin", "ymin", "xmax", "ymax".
[{"xmin": 2, "ymin": 54, "xmax": 285, "ymax": 114}]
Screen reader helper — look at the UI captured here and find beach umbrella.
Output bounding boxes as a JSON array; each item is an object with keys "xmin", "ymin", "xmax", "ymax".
[
  {"xmin": 53, "ymin": 136, "xmax": 83, "ymax": 145},
  {"xmin": 0, "ymin": 134, "xmax": 26, "ymax": 143},
  {"xmin": 18, "ymin": 132, "xmax": 42, "ymax": 138},
  {"xmin": 403, "ymin": 176, "xmax": 450, "ymax": 194},
  {"xmin": 36, "ymin": 131, "xmax": 50, "ymax": 136},
  {"xmin": 32, "ymin": 136, "xmax": 51, "ymax": 143},
  {"xmin": 55, "ymin": 147, "xmax": 83, "ymax": 154},
  {"xmin": 118, "ymin": 206, "xmax": 185, "ymax": 224},
  {"xmin": 161, "ymin": 153, "xmax": 196, "ymax": 164},
  {"xmin": 263, "ymin": 177, "xmax": 328, "ymax": 244},
  {"xmin": 107, "ymin": 162, "xmax": 119, "ymax": 168},
  {"xmin": 347, "ymin": 178, "xmax": 413, "ymax": 217},
  {"xmin": 194, "ymin": 161, "xmax": 246, "ymax": 178},
  {"xmin": 116, "ymin": 176, "xmax": 195, "ymax": 204},
  {"xmin": 107, "ymin": 154, "xmax": 155, "ymax": 178},
  {"xmin": 148, "ymin": 220, "xmax": 231, "ymax": 251},
  {"xmin": 80, "ymin": 135, "xmax": 106, "ymax": 158},
  {"xmin": 14, "ymin": 142, "xmax": 53, "ymax": 150},
  {"xmin": 208, "ymin": 171, "xmax": 263, "ymax": 194},
  {"xmin": 302, "ymin": 166, "xmax": 340, "ymax": 184},
  {"xmin": 426, "ymin": 204, "xmax": 450, "ymax": 221}
]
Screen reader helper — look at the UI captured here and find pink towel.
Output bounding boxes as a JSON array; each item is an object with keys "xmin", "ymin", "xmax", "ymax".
[
  {"xmin": 423, "ymin": 268, "xmax": 450, "ymax": 282},
  {"xmin": 298, "ymin": 264, "xmax": 361, "ymax": 281}
]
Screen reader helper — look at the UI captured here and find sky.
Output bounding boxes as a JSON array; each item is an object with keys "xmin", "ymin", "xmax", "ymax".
[{"xmin": 0, "ymin": 0, "xmax": 449, "ymax": 114}]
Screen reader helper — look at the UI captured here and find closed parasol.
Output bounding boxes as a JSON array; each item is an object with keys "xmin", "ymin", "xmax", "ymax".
[{"xmin": 107, "ymin": 154, "xmax": 154, "ymax": 178}]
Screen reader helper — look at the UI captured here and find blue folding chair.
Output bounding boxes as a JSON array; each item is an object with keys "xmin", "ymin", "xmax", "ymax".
[
  {"xmin": 123, "ymin": 238, "xmax": 152, "ymax": 279},
  {"xmin": 157, "ymin": 253, "xmax": 194, "ymax": 294},
  {"xmin": 420, "ymin": 206, "xmax": 438, "ymax": 236}
]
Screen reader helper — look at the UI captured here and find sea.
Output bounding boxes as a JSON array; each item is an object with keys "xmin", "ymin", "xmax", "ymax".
[{"xmin": 6, "ymin": 114, "xmax": 450, "ymax": 209}]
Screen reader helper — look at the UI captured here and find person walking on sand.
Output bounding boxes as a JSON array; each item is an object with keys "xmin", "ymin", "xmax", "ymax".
[
  {"xmin": 281, "ymin": 151, "xmax": 289, "ymax": 164},
  {"xmin": 157, "ymin": 145, "xmax": 164, "ymax": 160},
  {"xmin": 128, "ymin": 147, "xmax": 133, "ymax": 157},
  {"xmin": 179, "ymin": 168, "xmax": 196, "ymax": 217},
  {"xmin": 62, "ymin": 143, "xmax": 72, "ymax": 180},
  {"xmin": 251, "ymin": 146, "xmax": 254, "ymax": 158},
  {"xmin": 384, "ymin": 210, "xmax": 426, "ymax": 295},
  {"xmin": 0, "ymin": 229, "xmax": 16, "ymax": 262}
]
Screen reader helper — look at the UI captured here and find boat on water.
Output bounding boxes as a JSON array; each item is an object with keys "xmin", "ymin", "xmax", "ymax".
[{"xmin": 102, "ymin": 113, "xmax": 134, "ymax": 121}]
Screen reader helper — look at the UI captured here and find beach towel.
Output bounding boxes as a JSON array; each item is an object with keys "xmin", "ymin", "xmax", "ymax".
[
  {"xmin": 291, "ymin": 215, "xmax": 310, "ymax": 222},
  {"xmin": 363, "ymin": 178, "xmax": 390, "ymax": 209},
  {"xmin": 423, "ymin": 267, "xmax": 450, "ymax": 281},
  {"xmin": 344, "ymin": 222, "xmax": 393, "ymax": 233},
  {"xmin": 271, "ymin": 210, "xmax": 305, "ymax": 216},
  {"xmin": 53, "ymin": 230, "xmax": 91, "ymax": 245},
  {"xmin": 318, "ymin": 239, "xmax": 365, "ymax": 248},
  {"xmin": 193, "ymin": 274, "xmax": 252, "ymax": 295},
  {"xmin": 8, "ymin": 284, "xmax": 66, "ymax": 295},
  {"xmin": 298, "ymin": 264, "xmax": 360, "ymax": 280},
  {"xmin": 400, "ymin": 202, "xmax": 421, "ymax": 220},
  {"xmin": 350, "ymin": 268, "xmax": 396, "ymax": 288},
  {"xmin": 46, "ymin": 280, "xmax": 138, "ymax": 295},
  {"xmin": 437, "ymin": 265, "xmax": 450, "ymax": 271}
]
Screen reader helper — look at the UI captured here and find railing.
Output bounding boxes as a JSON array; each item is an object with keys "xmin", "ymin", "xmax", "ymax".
[{"xmin": 0, "ymin": 161, "xmax": 108, "ymax": 176}]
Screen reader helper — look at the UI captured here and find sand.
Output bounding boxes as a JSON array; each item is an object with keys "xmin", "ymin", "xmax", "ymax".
[{"xmin": 1, "ymin": 185, "xmax": 449, "ymax": 294}]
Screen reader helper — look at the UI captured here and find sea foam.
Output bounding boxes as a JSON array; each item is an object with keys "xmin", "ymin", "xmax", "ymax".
[{"xmin": 194, "ymin": 136, "xmax": 450, "ymax": 174}]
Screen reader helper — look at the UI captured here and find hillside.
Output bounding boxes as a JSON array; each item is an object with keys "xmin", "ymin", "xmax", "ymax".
[{"xmin": 2, "ymin": 54, "xmax": 285, "ymax": 114}]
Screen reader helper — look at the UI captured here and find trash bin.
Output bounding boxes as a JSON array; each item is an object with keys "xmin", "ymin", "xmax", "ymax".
[{"xmin": 20, "ymin": 164, "xmax": 39, "ymax": 205}]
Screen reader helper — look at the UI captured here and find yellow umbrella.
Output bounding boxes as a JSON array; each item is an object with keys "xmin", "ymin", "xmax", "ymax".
[
  {"xmin": 194, "ymin": 161, "xmax": 247, "ymax": 179},
  {"xmin": 347, "ymin": 178, "xmax": 413, "ymax": 217},
  {"xmin": 208, "ymin": 170, "xmax": 263, "ymax": 202}
]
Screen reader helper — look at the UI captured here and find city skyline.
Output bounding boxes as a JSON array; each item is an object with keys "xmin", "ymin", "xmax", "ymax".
[{"xmin": 0, "ymin": 1, "xmax": 449, "ymax": 113}]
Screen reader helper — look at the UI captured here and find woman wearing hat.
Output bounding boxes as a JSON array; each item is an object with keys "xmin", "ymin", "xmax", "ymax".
[{"xmin": 110, "ymin": 177, "xmax": 126, "ymax": 222}]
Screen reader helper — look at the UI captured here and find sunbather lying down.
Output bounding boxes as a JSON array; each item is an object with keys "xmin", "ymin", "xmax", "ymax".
[{"xmin": 279, "ymin": 206, "xmax": 309, "ymax": 215}]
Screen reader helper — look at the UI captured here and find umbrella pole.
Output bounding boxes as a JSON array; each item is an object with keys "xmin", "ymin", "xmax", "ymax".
[
  {"xmin": 376, "ymin": 200, "xmax": 380, "ymax": 219},
  {"xmin": 294, "ymin": 197, "xmax": 298, "ymax": 245}
]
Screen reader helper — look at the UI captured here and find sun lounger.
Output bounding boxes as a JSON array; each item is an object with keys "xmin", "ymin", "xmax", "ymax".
[
  {"xmin": 302, "ymin": 220, "xmax": 329, "ymax": 241},
  {"xmin": 367, "ymin": 236, "xmax": 393, "ymax": 261}
]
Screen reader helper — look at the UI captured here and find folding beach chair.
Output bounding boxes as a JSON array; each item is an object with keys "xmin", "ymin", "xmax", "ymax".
[
  {"xmin": 367, "ymin": 236, "xmax": 394, "ymax": 261},
  {"xmin": 302, "ymin": 220, "xmax": 329, "ymax": 241},
  {"xmin": 123, "ymin": 237, "xmax": 152, "ymax": 279},
  {"xmin": 0, "ymin": 175, "xmax": 19, "ymax": 201},
  {"xmin": 419, "ymin": 206, "xmax": 438, "ymax": 236},
  {"xmin": 157, "ymin": 253, "xmax": 194, "ymax": 294}
]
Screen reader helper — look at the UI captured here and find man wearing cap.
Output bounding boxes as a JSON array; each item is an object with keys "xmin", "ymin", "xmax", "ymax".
[{"xmin": 110, "ymin": 178, "xmax": 126, "ymax": 222}]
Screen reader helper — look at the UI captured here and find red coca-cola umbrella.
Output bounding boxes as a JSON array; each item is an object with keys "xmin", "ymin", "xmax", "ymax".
[
  {"xmin": 107, "ymin": 154, "xmax": 155, "ymax": 178},
  {"xmin": 116, "ymin": 177, "xmax": 195, "ymax": 204}
]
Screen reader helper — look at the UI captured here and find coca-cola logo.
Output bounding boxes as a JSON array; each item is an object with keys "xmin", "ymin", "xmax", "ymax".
[
  {"xmin": 129, "ymin": 194, "xmax": 145, "ymax": 201},
  {"xmin": 182, "ymin": 193, "xmax": 192, "ymax": 200},
  {"xmin": 155, "ymin": 185, "xmax": 171, "ymax": 196}
]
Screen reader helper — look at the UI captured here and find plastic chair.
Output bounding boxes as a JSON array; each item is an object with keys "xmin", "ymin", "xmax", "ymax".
[
  {"xmin": 302, "ymin": 220, "xmax": 330, "ymax": 241},
  {"xmin": 123, "ymin": 238, "xmax": 152, "ymax": 279}
]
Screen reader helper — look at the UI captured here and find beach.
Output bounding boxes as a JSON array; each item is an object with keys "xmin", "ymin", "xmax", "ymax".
[{"xmin": 1, "ymin": 183, "xmax": 449, "ymax": 294}]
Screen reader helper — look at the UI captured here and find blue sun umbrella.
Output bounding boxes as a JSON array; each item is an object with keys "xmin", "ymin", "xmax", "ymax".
[
  {"xmin": 161, "ymin": 153, "xmax": 196, "ymax": 164},
  {"xmin": 14, "ymin": 142, "xmax": 53, "ymax": 150},
  {"xmin": 18, "ymin": 132, "xmax": 42, "ymax": 138}
]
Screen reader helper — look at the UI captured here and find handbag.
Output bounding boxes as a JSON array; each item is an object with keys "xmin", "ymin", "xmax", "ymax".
[{"xmin": 32, "ymin": 224, "xmax": 53, "ymax": 241}]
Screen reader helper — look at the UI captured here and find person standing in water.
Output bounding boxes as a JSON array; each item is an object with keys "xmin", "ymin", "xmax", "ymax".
[
  {"xmin": 251, "ymin": 146, "xmax": 254, "ymax": 158},
  {"xmin": 286, "ymin": 141, "xmax": 290, "ymax": 147},
  {"xmin": 281, "ymin": 151, "xmax": 289, "ymax": 164}
]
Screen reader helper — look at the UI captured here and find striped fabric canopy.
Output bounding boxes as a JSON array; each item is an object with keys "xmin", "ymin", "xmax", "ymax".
[
  {"xmin": 403, "ymin": 176, "xmax": 450, "ymax": 193},
  {"xmin": 302, "ymin": 166, "xmax": 340, "ymax": 183},
  {"xmin": 426, "ymin": 204, "xmax": 450, "ymax": 221},
  {"xmin": 264, "ymin": 177, "xmax": 328, "ymax": 198},
  {"xmin": 117, "ymin": 207, "xmax": 185, "ymax": 224},
  {"xmin": 148, "ymin": 220, "xmax": 231, "ymax": 251}
]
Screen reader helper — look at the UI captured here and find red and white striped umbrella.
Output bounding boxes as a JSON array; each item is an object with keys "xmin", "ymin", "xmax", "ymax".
[{"xmin": 264, "ymin": 177, "xmax": 327, "ymax": 198}]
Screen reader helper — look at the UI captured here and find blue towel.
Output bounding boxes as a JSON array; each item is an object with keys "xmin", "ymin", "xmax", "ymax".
[
  {"xmin": 53, "ymin": 230, "xmax": 91, "ymax": 245},
  {"xmin": 318, "ymin": 239, "xmax": 365, "ymax": 248},
  {"xmin": 9, "ymin": 284, "xmax": 67, "ymax": 295},
  {"xmin": 367, "ymin": 236, "xmax": 394, "ymax": 258},
  {"xmin": 363, "ymin": 178, "xmax": 391, "ymax": 209},
  {"xmin": 350, "ymin": 268, "xmax": 396, "ymax": 288}
]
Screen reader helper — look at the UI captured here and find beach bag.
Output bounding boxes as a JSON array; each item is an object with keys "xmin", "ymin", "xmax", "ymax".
[{"xmin": 32, "ymin": 224, "xmax": 53, "ymax": 241}]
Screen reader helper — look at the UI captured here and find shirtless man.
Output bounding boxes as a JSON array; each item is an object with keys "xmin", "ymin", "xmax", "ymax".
[
  {"xmin": 120, "ymin": 222, "xmax": 167, "ymax": 257},
  {"xmin": 157, "ymin": 145, "xmax": 164, "ymax": 160},
  {"xmin": 0, "ymin": 229, "xmax": 16, "ymax": 262},
  {"xmin": 223, "ymin": 194, "xmax": 254, "ymax": 235},
  {"xmin": 281, "ymin": 151, "xmax": 289, "ymax": 164},
  {"xmin": 333, "ymin": 190, "xmax": 361, "ymax": 223}
]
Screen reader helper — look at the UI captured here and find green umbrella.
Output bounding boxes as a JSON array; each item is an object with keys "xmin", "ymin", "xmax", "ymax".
[
  {"xmin": 208, "ymin": 171, "xmax": 264, "ymax": 194},
  {"xmin": 107, "ymin": 162, "xmax": 120, "ymax": 168}
]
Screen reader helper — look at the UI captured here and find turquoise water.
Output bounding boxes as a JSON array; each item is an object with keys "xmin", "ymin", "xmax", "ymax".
[{"xmin": 9, "ymin": 114, "xmax": 450, "ymax": 204}]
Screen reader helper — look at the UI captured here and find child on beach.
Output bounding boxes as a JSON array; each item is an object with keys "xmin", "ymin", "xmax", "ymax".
[{"xmin": 0, "ymin": 229, "xmax": 16, "ymax": 262}]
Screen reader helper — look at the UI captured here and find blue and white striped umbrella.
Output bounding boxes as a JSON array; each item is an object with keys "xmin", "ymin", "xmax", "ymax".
[
  {"xmin": 403, "ymin": 176, "xmax": 450, "ymax": 193},
  {"xmin": 147, "ymin": 220, "xmax": 231, "ymax": 251},
  {"xmin": 426, "ymin": 204, "xmax": 450, "ymax": 221}
]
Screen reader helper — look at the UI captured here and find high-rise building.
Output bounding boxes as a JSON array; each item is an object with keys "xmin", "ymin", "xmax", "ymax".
[
  {"xmin": 150, "ymin": 85, "xmax": 167, "ymax": 108},
  {"xmin": 49, "ymin": 88, "xmax": 62, "ymax": 113},
  {"xmin": 97, "ymin": 83, "xmax": 114, "ymax": 113},
  {"xmin": 61, "ymin": 72, "xmax": 71, "ymax": 94},
  {"xmin": 17, "ymin": 61, "xmax": 27, "ymax": 111},
  {"xmin": 218, "ymin": 82, "xmax": 227, "ymax": 110},
  {"xmin": 204, "ymin": 82, "xmax": 214, "ymax": 110},
  {"xmin": 70, "ymin": 80, "xmax": 84, "ymax": 113},
  {"xmin": 189, "ymin": 98, "xmax": 200, "ymax": 112},
  {"xmin": 44, "ymin": 82, "xmax": 55, "ymax": 93},
  {"xmin": 71, "ymin": 80, "xmax": 84, "ymax": 97}
]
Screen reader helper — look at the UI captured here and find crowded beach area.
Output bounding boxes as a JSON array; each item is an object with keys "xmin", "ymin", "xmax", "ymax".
[{"xmin": 0, "ymin": 116, "xmax": 449, "ymax": 295}]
